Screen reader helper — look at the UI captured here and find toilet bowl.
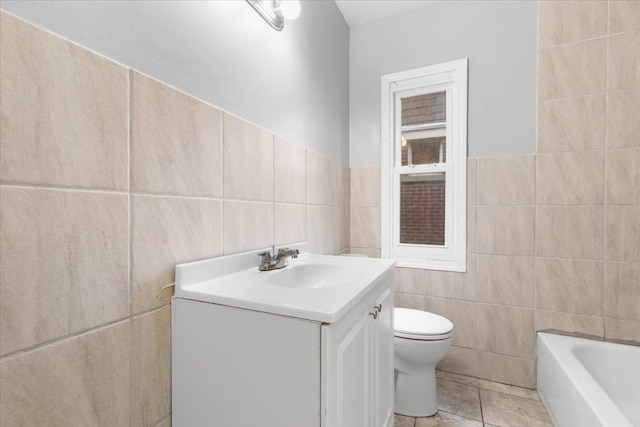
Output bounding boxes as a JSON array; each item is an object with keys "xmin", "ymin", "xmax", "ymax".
[{"xmin": 393, "ymin": 307, "xmax": 454, "ymax": 417}]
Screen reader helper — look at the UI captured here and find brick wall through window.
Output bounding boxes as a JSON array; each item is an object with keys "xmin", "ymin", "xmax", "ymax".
[
  {"xmin": 399, "ymin": 178, "xmax": 445, "ymax": 245},
  {"xmin": 401, "ymin": 92, "xmax": 446, "ymax": 126},
  {"xmin": 398, "ymin": 92, "xmax": 447, "ymax": 246}
]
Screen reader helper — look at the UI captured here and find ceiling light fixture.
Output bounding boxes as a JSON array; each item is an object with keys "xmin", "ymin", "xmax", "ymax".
[
  {"xmin": 246, "ymin": 0, "xmax": 301, "ymax": 31},
  {"xmin": 277, "ymin": 0, "xmax": 301, "ymax": 20}
]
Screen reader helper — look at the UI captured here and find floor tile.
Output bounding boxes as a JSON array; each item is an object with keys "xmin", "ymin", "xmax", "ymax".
[
  {"xmin": 394, "ymin": 413, "xmax": 415, "ymax": 427},
  {"xmin": 480, "ymin": 389, "xmax": 553, "ymax": 427},
  {"xmin": 436, "ymin": 379, "xmax": 483, "ymax": 421},
  {"xmin": 400, "ymin": 372, "xmax": 551, "ymax": 427},
  {"xmin": 436, "ymin": 370, "xmax": 479, "ymax": 387},
  {"xmin": 437, "ymin": 370, "xmax": 539, "ymax": 401},
  {"xmin": 476, "ymin": 378, "xmax": 540, "ymax": 401},
  {"xmin": 415, "ymin": 410, "xmax": 483, "ymax": 426}
]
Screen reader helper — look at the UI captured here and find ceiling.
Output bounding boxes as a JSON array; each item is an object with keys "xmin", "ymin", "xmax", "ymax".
[{"xmin": 334, "ymin": 0, "xmax": 436, "ymax": 27}]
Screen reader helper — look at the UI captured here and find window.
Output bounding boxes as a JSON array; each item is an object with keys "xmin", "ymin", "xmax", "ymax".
[{"xmin": 381, "ymin": 59, "xmax": 468, "ymax": 271}]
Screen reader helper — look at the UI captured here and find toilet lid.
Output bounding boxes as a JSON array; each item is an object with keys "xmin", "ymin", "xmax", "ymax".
[{"xmin": 394, "ymin": 308, "xmax": 454, "ymax": 339}]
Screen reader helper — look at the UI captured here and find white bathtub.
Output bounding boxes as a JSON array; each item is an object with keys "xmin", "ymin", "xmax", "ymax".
[{"xmin": 537, "ymin": 332, "xmax": 640, "ymax": 427}]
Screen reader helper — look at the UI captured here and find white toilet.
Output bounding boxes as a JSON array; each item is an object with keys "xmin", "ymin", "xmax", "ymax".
[{"xmin": 393, "ymin": 307, "xmax": 454, "ymax": 417}]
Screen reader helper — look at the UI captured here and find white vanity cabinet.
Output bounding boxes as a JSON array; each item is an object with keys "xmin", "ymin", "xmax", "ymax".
[
  {"xmin": 172, "ymin": 257, "xmax": 394, "ymax": 427},
  {"xmin": 321, "ymin": 279, "xmax": 394, "ymax": 427}
]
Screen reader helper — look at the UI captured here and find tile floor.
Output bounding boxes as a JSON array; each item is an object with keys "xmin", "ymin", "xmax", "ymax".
[{"xmin": 394, "ymin": 370, "xmax": 553, "ymax": 427}]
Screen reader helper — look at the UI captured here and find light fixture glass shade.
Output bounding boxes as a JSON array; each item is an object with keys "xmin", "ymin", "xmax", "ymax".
[{"xmin": 278, "ymin": 0, "xmax": 301, "ymax": 20}]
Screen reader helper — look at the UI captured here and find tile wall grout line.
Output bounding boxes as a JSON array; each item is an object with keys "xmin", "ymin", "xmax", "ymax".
[
  {"xmin": 0, "ymin": 182, "xmax": 129, "ymax": 195},
  {"xmin": 477, "ymin": 254, "xmax": 604, "ymax": 262},
  {"xmin": 131, "ymin": 192, "xmax": 316, "ymax": 206},
  {"xmin": 0, "ymin": 304, "xmax": 170, "ymax": 363},
  {"xmin": 475, "ymin": 203, "xmax": 536, "ymax": 209},
  {"xmin": 534, "ymin": 0, "xmax": 540, "ymax": 370},
  {"xmin": 535, "ymin": 307, "xmax": 606, "ymax": 319},
  {"xmin": 479, "ymin": 203, "xmax": 602, "ymax": 208},
  {"xmin": 475, "ymin": 350, "xmax": 536, "ymax": 363},
  {"xmin": 474, "ymin": 159, "xmax": 479, "ymax": 379},
  {"xmin": 599, "ymin": 87, "xmax": 633, "ymax": 96},
  {"xmin": 127, "ymin": 67, "xmax": 134, "ymax": 427},
  {"xmin": 0, "ymin": 185, "xmax": 272, "ymax": 203},
  {"xmin": 538, "ymin": 90, "xmax": 608, "ymax": 104},
  {"xmin": 535, "ymin": 147, "xmax": 609, "ymax": 155},
  {"xmin": 544, "ymin": 23, "xmax": 640, "ymax": 47},
  {"xmin": 542, "ymin": 33, "xmax": 609, "ymax": 50},
  {"xmin": 602, "ymin": 0, "xmax": 611, "ymax": 339},
  {"xmin": 130, "ymin": 191, "xmax": 224, "ymax": 201},
  {"xmin": 0, "ymin": 316, "xmax": 133, "ymax": 362},
  {"xmin": 221, "ymin": 111, "xmax": 226, "ymax": 255},
  {"xmin": 395, "ymin": 287, "xmax": 542, "ymax": 311},
  {"xmin": 478, "ymin": 384, "xmax": 485, "ymax": 424},
  {"xmin": 127, "ymin": 69, "xmax": 133, "ymax": 316},
  {"xmin": 130, "ymin": 304, "xmax": 174, "ymax": 320},
  {"xmin": 303, "ymin": 149, "xmax": 308, "ymax": 246}
]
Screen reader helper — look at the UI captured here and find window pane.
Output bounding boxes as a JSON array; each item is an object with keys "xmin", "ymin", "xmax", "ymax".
[
  {"xmin": 399, "ymin": 173, "xmax": 445, "ymax": 246},
  {"xmin": 401, "ymin": 92, "xmax": 446, "ymax": 126},
  {"xmin": 401, "ymin": 136, "xmax": 446, "ymax": 166},
  {"xmin": 400, "ymin": 92, "xmax": 446, "ymax": 166}
]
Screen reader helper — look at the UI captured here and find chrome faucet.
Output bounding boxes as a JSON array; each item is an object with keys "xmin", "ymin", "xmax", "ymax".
[{"xmin": 258, "ymin": 247, "xmax": 299, "ymax": 271}]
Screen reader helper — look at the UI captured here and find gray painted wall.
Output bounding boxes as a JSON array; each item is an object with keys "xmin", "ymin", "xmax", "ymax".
[
  {"xmin": 350, "ymin": 1, "xmax": 537, "ymax": 166},
  {"xmin": 1, "ymin": 0, "xmax": 350, "ymax": 163}
]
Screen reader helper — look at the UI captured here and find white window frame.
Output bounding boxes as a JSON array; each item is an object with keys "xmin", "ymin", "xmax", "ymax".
[{"xmin": 381, "ymin": 59, "xmax": 468, "ymax": 272}]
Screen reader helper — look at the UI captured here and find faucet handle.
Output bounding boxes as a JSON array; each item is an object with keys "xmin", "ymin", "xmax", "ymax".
[
  {"xmin": 258, "ymin": 252, "xmax": 272, "ymax": 262},
  {"xmin": 278, "ymin": 247, "xmax": 299, "ymax": 258}
]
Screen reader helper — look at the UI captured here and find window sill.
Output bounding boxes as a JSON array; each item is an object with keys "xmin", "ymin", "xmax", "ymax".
[{"xmin": 392, "ymin": 256, "xmax": 467, "ymax": 272}]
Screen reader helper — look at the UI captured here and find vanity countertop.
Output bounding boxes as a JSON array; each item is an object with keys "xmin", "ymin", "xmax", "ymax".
[{"xmin": 174, "ymin": 245, "xmax": 396, "ymax": 323}]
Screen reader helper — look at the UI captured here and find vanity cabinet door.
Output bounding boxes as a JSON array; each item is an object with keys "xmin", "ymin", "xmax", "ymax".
[
  {"xmin": 321, "ymin": 274, "xmax": 394, "ymax": 427},
  {"xmin": 372, "ymin": 289, "xmax": 394, "ymax": 427},
  {"xmin": 321, "ymin": 301, "xmax": 371, "ymax": 427}
]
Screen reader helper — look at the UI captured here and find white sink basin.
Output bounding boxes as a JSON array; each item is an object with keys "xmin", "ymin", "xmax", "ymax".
[
  {"xmin": 268, "ymin": 263, "xmax": 361, "ymax": 289},
  {"xmin": 174, "ymin": 244, "xmax": 396, "ymax": 323}
]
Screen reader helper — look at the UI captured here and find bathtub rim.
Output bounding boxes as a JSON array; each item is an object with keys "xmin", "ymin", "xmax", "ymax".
[{"xmin": 537, "ymin": 332, "xmax": 635, "ymax": 427}]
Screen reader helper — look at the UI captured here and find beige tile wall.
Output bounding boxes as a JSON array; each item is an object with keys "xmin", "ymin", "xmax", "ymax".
[
  {"xmin": 0, "ymin": 11, "xmax": 129, "ymax": 191},
  {"xmin": 469, "ymin": 155, "xmax": 536, "ymax": 388},
  {"xmin": 538, "ymin": 0, "xmax": 639, "ymax": 346},
  {"xmin": 350, "ymin": 166, "xmax": 381, "ymax": 258},
  {"xmin": 1, "ymin": 0, "xmax": 636, "ymax": 418},
  {"xmin": 352, "ymin": 156, "xmax": 539, "ymax": 389},
  {"xmin": 0, "ymin": 12, "xmax": 349, "ymax": 425},
  {"xmin": 351, "ymin": 0, "xmax": 639, "ymax": 389}
]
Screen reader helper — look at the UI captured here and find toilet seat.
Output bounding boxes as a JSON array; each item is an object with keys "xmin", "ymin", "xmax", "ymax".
[{"xmin": 394, "ymin": 308, "xmax": 454, "ymax": 341}]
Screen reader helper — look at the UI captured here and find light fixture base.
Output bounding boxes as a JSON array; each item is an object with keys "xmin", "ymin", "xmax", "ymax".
[{"xmin": 246, "ymin": 0, "xmax": 284, "ymax": 31}]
